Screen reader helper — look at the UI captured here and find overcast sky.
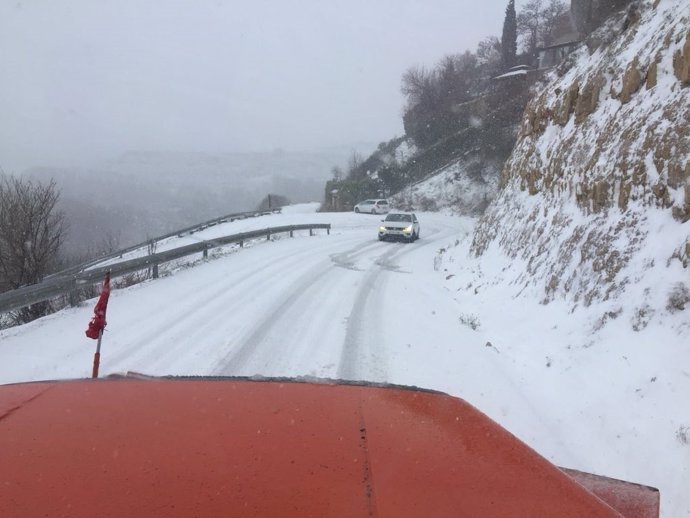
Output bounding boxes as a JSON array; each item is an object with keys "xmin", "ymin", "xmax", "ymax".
[{"xmin": 0, "ymin": 0, "xmax": 522, "ymax": 172}]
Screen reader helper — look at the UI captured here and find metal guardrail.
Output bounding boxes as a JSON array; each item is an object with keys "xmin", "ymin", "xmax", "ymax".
[
  {"xmin": 46, "ymin": 208, "xmax": 284, "ymax": 280},
  {"xmin": 0, "ymin": 223, "xmax": 330, "ymax": 314}
]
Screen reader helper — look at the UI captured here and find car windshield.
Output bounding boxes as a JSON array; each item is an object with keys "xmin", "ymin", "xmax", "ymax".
[
  {"xmin": 0, "ymin": 1, "xmax": 686, "ymax": 513},
  {"xmin": 385, "ymin": 214, "xmax": 412, "ymax": 222}
]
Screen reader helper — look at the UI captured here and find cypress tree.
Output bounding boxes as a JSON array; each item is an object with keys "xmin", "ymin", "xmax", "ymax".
[{"xmin": 501, "ymin": 0, "xmax": 517, "ymax": 69}]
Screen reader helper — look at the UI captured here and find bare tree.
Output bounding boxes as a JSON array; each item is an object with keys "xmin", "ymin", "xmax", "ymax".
[
  {"xmin": 0, "ymin": 175, "xmax": 66, "ymax": 321},
  {"xmin": 477, "ymin": 36, "xmax": 502, "ymax": 67},
  {"xmin": 347, "ymin": 150, "xmax": 366, "ymax": 179},
  {"xmin": 540, "ymin": 0, "xmax": 570, "ymax": 47},
  {"xmin": 331, "ymin": 166, "xmax": 344, "ymax": 182},
  {"xmin": 517, "ymin": 0, "xmax": 568, "ymax": 56},
  {"xmin": 517, "ymin": 0, "xmax": 542, "ymax": 56},
  {"xmin": 401, "ymin": 65, "xmax": 436, "ymax": 108}
]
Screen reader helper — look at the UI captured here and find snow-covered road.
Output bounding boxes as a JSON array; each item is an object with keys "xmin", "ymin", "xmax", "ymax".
[
  {"xmin": 0, "ymin": 207, "xmax": 473, "ymax": 386},
  {"xmin": 213, "ymin": 216, "xmax": 463, "ymax": 382},
  {"xmin": 1, "ymin": 204, "xmax": 688, "ymax": 516}
]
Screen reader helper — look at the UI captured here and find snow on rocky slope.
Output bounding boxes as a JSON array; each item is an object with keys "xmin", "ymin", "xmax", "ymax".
[
  {"xmin": 430, "ymin": 1, "xmax": 689, "ymax": 514},
  {"xmin": 472, "ymin": 0, "xmax": 690, "ymax": 320},
  {"xmin": 392, "ymin": 156, "xmax": 502, "ymax": 214}
]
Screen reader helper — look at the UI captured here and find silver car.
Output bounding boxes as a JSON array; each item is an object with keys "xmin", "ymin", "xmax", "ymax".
[
  {"xmin": 378, "ymin": 212, "xmax": 420, "ymax": 242},
  {"xmin": 354, "ymin": 199, "xmax": 390, "ymax": 214}
]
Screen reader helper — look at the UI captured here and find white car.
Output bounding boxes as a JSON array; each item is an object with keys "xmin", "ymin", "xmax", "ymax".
[
  {"xmin": 378, "ymin": 212, "xmax": 420, "ymax": 242},
  {"xmin": 354, "ymin": 199, "xmax": 390, "ymax": 214}
]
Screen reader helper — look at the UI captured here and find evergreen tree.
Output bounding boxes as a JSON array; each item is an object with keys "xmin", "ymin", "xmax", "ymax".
[{"xmin": 501, "ymin": 0, "xmax": 517, "ymax": 69}]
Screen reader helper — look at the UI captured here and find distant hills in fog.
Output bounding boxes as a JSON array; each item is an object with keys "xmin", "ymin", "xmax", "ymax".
[{"xmin": 26, "ymin": 146, "xmax": 375, "ymax": 259}]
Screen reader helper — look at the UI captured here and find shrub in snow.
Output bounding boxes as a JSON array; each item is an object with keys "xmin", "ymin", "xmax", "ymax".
[
  {"xmin": 419, "ymin": 196, "xmax": 438, "ymax": 212},
  {"xmin": 459, "ymin": 313, "xmax": 481, "ymax": 330},
  {"xmin": 631, "ymin": 304, "xmax": 654, "ymax": 332},
  {"xmin": 666, "ymin": 283, "xmax": 690, "ymax": 313},
  {"xmin": 592, "ymin": 308, "xmax": 623, "ymax": 331},
  {"xmin": 433, "ymin": 254, "xmax": 443, "ymax": 272},
  {"xmin": 433, "ymin": 248, "xmax": 447, "ymax": 272}
]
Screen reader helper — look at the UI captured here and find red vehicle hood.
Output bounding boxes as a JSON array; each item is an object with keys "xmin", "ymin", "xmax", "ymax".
[{"xmin": 0, "ymin": 377, "xmax": 659, "ymax": 517}]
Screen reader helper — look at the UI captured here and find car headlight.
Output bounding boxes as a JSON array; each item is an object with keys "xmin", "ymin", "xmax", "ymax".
[
  {"xmin": 403, "ymin": 225, "xmax": 412, "ymax": 232},
  {"xmin": 379, "ymin": 226, "xmax": 386, "ymax": 232}
]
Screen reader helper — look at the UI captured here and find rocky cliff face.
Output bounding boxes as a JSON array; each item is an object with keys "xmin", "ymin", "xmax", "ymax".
[{"xmin": 472, "ymin": 0, "xmax": 690, "ymax": 314}]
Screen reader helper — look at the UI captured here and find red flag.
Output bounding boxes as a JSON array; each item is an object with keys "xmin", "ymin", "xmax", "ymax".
[{"xmin": 86, "ymin": 272, "xmax": 111, "ymax": 340}]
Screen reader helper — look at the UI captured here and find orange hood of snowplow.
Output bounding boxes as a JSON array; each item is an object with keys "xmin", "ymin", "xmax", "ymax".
[{"xmin": 0, "ymin": 377, "xmax": 658, "ymax": 517}]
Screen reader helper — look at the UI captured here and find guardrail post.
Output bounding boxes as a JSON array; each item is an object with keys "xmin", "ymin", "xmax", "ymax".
[
  {"xmin": 152, "ymin": 264, "xmax": 159, "ymax": 279},
  {"xmin": 309, "ymin": 228, "xmax": 314, "ymax": 236},
  {"xmin": 266, "ymin": 232, "xmax": 271, "ymax": 241},
  {"xmin": 239, "ymin": 240, "xmax": 244, "ymax": 248},
  {"xmin": 68, "ymin": 279, "xmax": 78, "ymax": 307},
  {"xmin": 327, "ymin": 227, "xmax": 330, "ymax": 235},
  {"xmin": 290, "ymin": 230, "xmax": 294, "ymax": 237},
  {"xmin": 203, "ymin": 247, "xmax": 208, "ymax": 259}
]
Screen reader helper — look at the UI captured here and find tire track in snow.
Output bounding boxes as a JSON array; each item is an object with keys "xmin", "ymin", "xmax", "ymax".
[
  {"xmin": 113, "ymin": 216, "xmax": 461, "ymax": 378},
  {"xmin": 337, "ymin": 246, "xmax": 403, "ymax": 381},
  {"xmin": 104, "ymin": 234, "xmax": 371, "ymax": 373},
  {"xmin": 105, "ymin": 244, "xmax": 323, "ymax": 368},
  {"xmin": 337, "ymin": 220, "xmax": 462, "ymax": 381},
  {"xmin": 247, "ymin": 247, "xmax": 390, "ymax": 379},
  {"xmin": 213, "ymin": 239, "xmax": 387, "ymax": 375}
]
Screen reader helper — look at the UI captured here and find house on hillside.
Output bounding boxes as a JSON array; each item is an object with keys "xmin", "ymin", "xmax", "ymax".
[
  {"xmin": 537, "ymin": 11, "xmax": 581, "ymax": 70},
  {"xmin": 493, "ymin": 65, "xmax": 536, "ymax": 83},
  {"xmin": 492, "ymin": 65, "xmax": 541, "ymax": 94}
]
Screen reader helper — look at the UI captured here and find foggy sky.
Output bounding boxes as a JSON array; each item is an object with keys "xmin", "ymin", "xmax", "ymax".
[{"xmin": 1, "ymin": 0, "xmax": 521, "ymax": 172}]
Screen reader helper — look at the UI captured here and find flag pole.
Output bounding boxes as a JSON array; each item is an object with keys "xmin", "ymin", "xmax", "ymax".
[
  {"xmin": 92, "ymin": 329, "xmax": 103, "ymax": 378},
  {"xmin": 86, "ymin": 270, "xmax": 110, "ymax": 379}
]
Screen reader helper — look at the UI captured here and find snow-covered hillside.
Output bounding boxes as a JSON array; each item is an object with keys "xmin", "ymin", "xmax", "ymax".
[
  {"xmin": 392, "ymin": 156, "xmax": 501, "ymax": 214},
  {"xmin": 473, "ymin": 0, "xmax": 690, "ymax": 314},
  {"xmin": 432, "ymin": 1, "xmax": 690, "ymax": 515}
]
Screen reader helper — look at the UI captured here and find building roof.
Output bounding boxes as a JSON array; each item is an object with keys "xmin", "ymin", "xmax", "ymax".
[{"xmin": 493, "ymin": 69, "xmax": 528, "ymax": 80}]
